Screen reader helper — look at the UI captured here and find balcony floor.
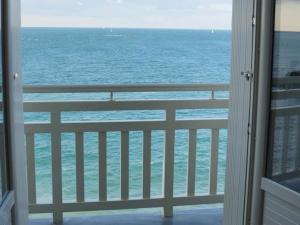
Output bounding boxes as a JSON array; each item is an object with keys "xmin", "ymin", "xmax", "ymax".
[{"xmin": 30, "ymin": 208, "xmax": 223, "ymax": 225}]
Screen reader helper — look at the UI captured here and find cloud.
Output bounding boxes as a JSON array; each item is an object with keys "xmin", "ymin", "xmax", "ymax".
[
  {"xmin": 197, "ymin": 3, "xmax": 232, "ymax": 12},
  {"xmin": 77, "ymin": 1, "xmax": 84, "ymax": 6},
  {"xmin": 106, "ymin": 0, "xmax": 124, "ymax": 4},
  {"xmin": 21, "ymin": 0, "xmax": 232, "ymax": 29},
  {"xmin": 210, "ymin": 3, "xmax": 232, "ymax": 12},
  {"xmin": 196, "ymin": 5, "xmax": 206, "ymax": 10}
]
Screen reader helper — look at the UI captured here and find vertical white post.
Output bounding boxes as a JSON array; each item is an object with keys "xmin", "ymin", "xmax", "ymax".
[
  {"xmin": 51, "ymin": 111, "xmax": 63, "ymax": 224},
  {"xmin": 296, "ymin": 117, "xmax": 300, "ymax": 170},
  {"xmin": 143, "ymin": 130, "xmax": 151, "ymax": 199},
  {"xmin": 26, "ymin": 133, "xmax": 36, "ymax": 204},
  {"xmin": 281, "ymin": 117, "xmax": 289, "ymax": 173},
  {"xmin": 266, "ymin": 113, "xmax": 275, "ymax": 176},
  {"xmin": 76, "ymin": 132, "xmax": 85, "ymax": 202},
  {"xmin": 187, "ymin": 129, "xmax": 197, "ymax": 196},
  {"xmin": 121, "ymin": 131, "xmax": 129, "ymax": 200},
  {"xmin": 99, "ymin": 132, "xmax": 107, "ymax": 201},
  {"xmin": 209, "ymin": 129, "xmax": 219, "ymax": 195},
  {"xmin": 223, "ymin": 0, "xmax": 255, "ymax": 224},
  {"xmin": 163, "ymin": 109, "xmax": 175, "ymax": 217}
]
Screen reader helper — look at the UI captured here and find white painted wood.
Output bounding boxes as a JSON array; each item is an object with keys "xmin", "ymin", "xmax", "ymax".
[
  {"xmin": 272, "ymin": 171, "xmax": 300, "ymax": 183},
  {"xmin": 2, "ymin": 0, "xmax": 28, "ymax": 223},
  {"xmin": 24, "ymin": 99, "xmax": 229, "ymax": 112},
  {"xmin": 23, "ymin": 84, "xmax": 229, "ymax": 94},
  {"xmin": 23, "ymin": 84, "xmax": 229, "ymax": 218},
  {"xmin": 0, "ymin": 128, "xmax": 7, "ymax": 204},
  {"xmin": 1, "ymin": 0, "xmax": 28, "ymax": 225},
  {"xmin": 262, "ymin": 186, "xmax": 300, "ymax": 225},
  {"xmin": 25, "ymin": 119, "xmax": 228, "ymax": 134},
  {"xmin": 76, "ymin": 132, "xmax": 84, "ymax": 202},
  {"xmin": 29, "ymin": 194, "xmax": 224, "ymax": 213},
  {"xmin": 0, "ymin": 192, "xmax": 15, "ymax": 225},
  {"xmin": 209, "ymin": 129, "xmax": 219, "ymax": 195},
  {"xmin": 26, "ymin": 133, "xmax": 36, "ymax": 204},
  {"xmin": 143, "ymin": 130, "xmax": 151, "ymax": 199},
  {"xmin": 263, "ymin": 208, "xmax": 297, "ymax": 225},
  {"xmin": 296, "ymin": 119, "xmax": 300, "ymax": 170},
  {"xmin": 99, "ymin": 132, "xmax": 107, "ymax": 201},
  {"xmin": 163, "ymin": 109, "xmax": 175, "ymax": 217},
  {"xmin": 264, "ymin": 193, "xmax": 300, "ymax": 223},
  {"xmin": 51, "ymin": 112, "xmax": 63, "ymax": 224},
  {"xmin": 121, "ymin": 131, "xmax": 129, "ymax": 201},
  {"xmin": 272, "ymin": 105, "xmax": 300, "ymax": 116},
  {"xmin": 273, "ymin": 77, "xmax": 300, "ymax": 86},
  {"xmin": 223, "ymin": 0, "xmax": 255, "ymax": 224},
  {"xmin": 272, "ymin": 89, "xmax": 300, "ymax": 100},
  {"xmin": 281, "ymin": 117, "xmax": 289, "ymax": 174},
  {"xmin": 264, "ymin": 216, "xmax": 281, "ymax": 225},
  {"xmin": 187, "ymin": 129, "xmax": 197, "ymax": 196},
  {"xmin": 261, "ymin": 178, "xmax": 300, "ymax": 209},
  {"xmin": 266, "ymin": 113, "xmax": 276, "ymax": 177}
]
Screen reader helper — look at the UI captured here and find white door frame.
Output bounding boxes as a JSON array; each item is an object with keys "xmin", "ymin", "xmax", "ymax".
[
  {"xmin": 249, "ymin": 0, "xmax": 274, "ymax": 224},
  {"xmin": 223, "ymin": 0, "xmax": 262, "ymax": 224},
  {"xmin": 3, "ymin": 0, "xmax": 28, "ymax": 224}
]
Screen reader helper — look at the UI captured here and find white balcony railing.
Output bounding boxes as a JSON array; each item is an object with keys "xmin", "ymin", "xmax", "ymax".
[
  {"xmin": 24, "ymin": 84, "xmax": 229, "ymax": 224},
  {"xmin": 270, "ymin": 77, "xmax": 300, "ymax": 180}
]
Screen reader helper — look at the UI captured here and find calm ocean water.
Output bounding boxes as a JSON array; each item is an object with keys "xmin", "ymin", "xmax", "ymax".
[{"xmin": 22, "ymin": 28, "xmax": 230, "ymax": 203}]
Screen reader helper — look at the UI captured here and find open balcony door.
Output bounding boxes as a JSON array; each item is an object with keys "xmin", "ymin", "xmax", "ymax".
[
  {"xmin": 0, "ymin": 0, "xmax": 28, "ymax": 224},
  {"xmin": 224, "ymin": 0, "xmax": 260, "ymax": 224},
  {"xmin": 250, "ymin": 0, "xmax": 300, "ymax": 224}
]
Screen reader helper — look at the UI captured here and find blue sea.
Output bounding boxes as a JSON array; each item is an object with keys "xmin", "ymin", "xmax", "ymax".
[{"xmin": 22, "ymin": 28, "xmax": 230, "ymax": 204}]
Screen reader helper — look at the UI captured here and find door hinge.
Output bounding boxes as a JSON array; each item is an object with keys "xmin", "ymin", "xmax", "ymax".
[
  {"xmin": 247, "ymin": 123, "xmax": 251, "ymax": 135},
  {"xmin": 252, "ymin": 17, "xmax": 256, "ymax": 26},
  {"xmin": 241, "ymin": 71, "xmax": 254, "ymax": 81}
]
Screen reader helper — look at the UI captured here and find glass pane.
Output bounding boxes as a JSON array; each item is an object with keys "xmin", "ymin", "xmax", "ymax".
[
  {"xmin": 267, "ymin": 0, "xmax": 300, "ymax": 193},
  {"xmin": 0, "ymin": 0, "xmax": 7, "ymax": 202}
]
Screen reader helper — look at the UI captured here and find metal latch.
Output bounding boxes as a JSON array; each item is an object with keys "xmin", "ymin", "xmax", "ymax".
[{"xmin": 241, "ymin": 71, "xmax": 253, "ymax": 81}]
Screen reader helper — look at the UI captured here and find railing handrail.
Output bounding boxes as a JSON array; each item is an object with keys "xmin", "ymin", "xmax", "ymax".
[
  {"xmin": 273, "ymin": 77, "xmax": 300, "ymax": 86},
  {"xmin": 23, "ymin": 83, "xmax": 230, "ymax": 93}
]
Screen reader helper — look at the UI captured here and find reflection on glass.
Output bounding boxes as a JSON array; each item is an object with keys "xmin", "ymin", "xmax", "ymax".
[
  {"xmin": 0, "ymin": 0, "xmax": 6, "ymax": 202},
  {"xmin": 268, "ymin": 0, "xmax": 300, "ymax": 193}
]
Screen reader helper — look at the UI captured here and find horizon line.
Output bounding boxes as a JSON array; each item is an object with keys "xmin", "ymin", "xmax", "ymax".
[{"xmin": 21, "ymin": 26, "xmax": 232, "ymax": 31}]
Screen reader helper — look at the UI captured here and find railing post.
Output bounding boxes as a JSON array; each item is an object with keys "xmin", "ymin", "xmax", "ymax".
[
  {"xmin": 282, "ymin": 116, "xmax": 289, "ymax": 174},
  {"xmin": 26, "ymin": 133, "xmax": 37, "ymax": 204},
  {"xmin": 187, "ymin": 129, "xmax": 197, "ymax": 196},
  {"xmin": 51, "ymin": 111, "xmax": 63, "ymax": 224},
  {"xmin": 76, "ymin": 132, "xmax": 85, "ymax": 202},
  {"xmin": 143, "ymin": 130, "xmax": 151, "ymax": 199},
  {"xmin": 296, "ymin": 116, "xmax": 300, "ymax": 170},
  {"xmin": 99, "ymin": 132, "xmax": 107, "ymax": 201},
  {"xmin": 121, "ymin": 131, "xmax": 129, "ymax": 200},
  {"xmin": 211, "ymin": 90, "xmax": 215, "ymax": 100},
  {"xmin": 209, "ymin": 128, "xmax": 219, "ymax": 195},
  {"xmin": 163, "ymin": 109, "xmax": 175, "ymax": 217}
]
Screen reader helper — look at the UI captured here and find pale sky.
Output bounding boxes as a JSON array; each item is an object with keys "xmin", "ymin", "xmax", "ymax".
[
  {"xmin": 21, "ymin": 0, "xmax": 232, "ymax": 29},
  {"xmin": 275, "ymin": 0, "xmax": 300, "ymax": 32}
]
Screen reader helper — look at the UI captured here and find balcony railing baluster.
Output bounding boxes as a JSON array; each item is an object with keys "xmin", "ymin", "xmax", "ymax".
[
  {"xmin": 26, "ymin": 133, "xmax": 36, "ymax": 204},
  {"xmin": 98, "ymin": 132, "xmax": 107, "ymax": 202},
  {"xmin": 142, "ymin": 130, "xmax": 151, "ymax": 199},
  {"xmin": 209, "ymin": 129, "xmax": 220, "ymax": 195},
  {"xmin": 187, "ymin": 129, "xmax": 197, "ymax": 197},
  {"xmin": 75, "ymin": 132, "xmax": 85, "ymax": 203}
]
